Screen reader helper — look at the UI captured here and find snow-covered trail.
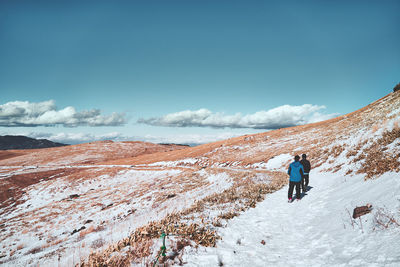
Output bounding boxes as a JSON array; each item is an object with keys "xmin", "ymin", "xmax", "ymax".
[{"xmin": 183, "ymin": 172, "xmax": 400, "ymax": 266}]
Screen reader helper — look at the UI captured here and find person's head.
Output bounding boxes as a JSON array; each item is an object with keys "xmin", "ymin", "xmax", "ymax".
[
  {"xmin": 294, "ymin": 155, "xmax": 300, "ymax": 161},
  {"xmin": 302, "ymin": 154, "xmax": 307, "ymax": 159}
]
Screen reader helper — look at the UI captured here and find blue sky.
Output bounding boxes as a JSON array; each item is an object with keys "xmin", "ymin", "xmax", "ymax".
[{"xmin": 0, "ymin": 0, "xmax": 399, "ymax": 145}]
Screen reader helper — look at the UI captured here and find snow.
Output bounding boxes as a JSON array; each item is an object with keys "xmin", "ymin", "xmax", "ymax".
[
  {"xmin": 387, "ymin": 107, "xmax": 400, "ymax": 117},
  {"xmin": 0, "ymin": 165, "xmax": 244, "ymax": 266},
  {"xmin": 148, "ymin": 158, "xmax": 198, "ymax": 167},
  {"xmin": 203, "ymin": 170, "xmax": 233, "ymax": 190},
  {"xmin": 183, "ymin": 171, "xmax": 400, "ymax": 266},
  {"xmin": 1, "ymin": 169, "xmax": 186, "ymax": 266},
  {"xmin": 248, "ymin": 154, "xmax": 293, "ymax": 171},
  {"xmin": 265, "ymin": 153, "xmax": 293, "ymax": 170}
]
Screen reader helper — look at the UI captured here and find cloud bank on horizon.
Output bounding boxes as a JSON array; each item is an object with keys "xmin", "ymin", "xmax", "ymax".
[
  {"xmin": 138, "ymin": 104, "xmax": 339, "ymax": 129},
  {"xmin": 0, "ymin": 100, "xmax": 126, "ymax": 127},
  {"xmin": 0, "ymin": 100, "xmax": 339, "ymax": 145},
  {"xmin": 10, "ymin": 131, "xmax": 241, "ymax": 146}
]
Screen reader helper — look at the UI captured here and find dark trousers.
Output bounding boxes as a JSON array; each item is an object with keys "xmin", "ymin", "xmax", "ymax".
[
  {"xmin": 288, "ymin": 181, "xmax": 301, "ymax": 200},
  {"xmin": 301, "ymin": 174, "xmax": 309, "ymax": 191}
]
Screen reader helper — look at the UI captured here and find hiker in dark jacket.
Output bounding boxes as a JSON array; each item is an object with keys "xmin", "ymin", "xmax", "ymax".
[
  {"xmin": 287, "ymin": 155, "xmax": 304, "ymax": 202},
  {"xmin": 300, "ymin": 154, "xmax": 311, "ymax": 192}
]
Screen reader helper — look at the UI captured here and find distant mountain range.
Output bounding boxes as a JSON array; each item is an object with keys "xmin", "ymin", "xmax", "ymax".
[{"xmin": 0, "ymin": 135, "xmax": 68, "ymax": 150}]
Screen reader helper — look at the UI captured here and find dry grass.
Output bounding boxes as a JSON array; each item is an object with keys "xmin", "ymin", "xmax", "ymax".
[
  {"xmin": 357, "ymin": 126, "xmax": 400, "ymax": 179},
  {"xmin": 330, "ymin": 145, "xmax": 345, "ymax": 158},
  {"xmin": 371, "ymin": 124, "xmax": 380, "ymax": 133},
  {"xmin": 393, "ymin": 82, "xmax": 400, "ymax": 92},
  {"xmin": 90, "ymin": 238, "xmax": 105, "ymax": 249},
  {"xmin": 219, "ymin": 211, "xmax": 239, "ymax": 220},
  {"xmin": 394, "ymin": 119, "xmax": 399, "ymax": 129},
  {"xmin": 332, "ymin": 164, "xmax": 344, "ymax": 173},
  {"xmin": 0, "ymin": 141, "xmax": 187, "ymax": 167},
  {"xmin": 373, "ymin": 207, "xmax": 400, "ymax": 230},
  {"xmin": 79, "ymin": 226, "xmax": 95, "ymax": 238},
  {"xmin": 25, "ymin": 246, "xmax": 43, "ymax": 255},
  {"xmin": 81, "ymin": 170, "xmax": 287, "ymax": 266}
]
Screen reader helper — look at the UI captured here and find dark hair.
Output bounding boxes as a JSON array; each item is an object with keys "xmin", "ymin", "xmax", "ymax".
[
  {"xmin": 302, "ymin": 154, "xmax": 307, "ymax": 159},
  {"xmin": 294, "ymin": 155, "xmax": 300, "ymax": 161}
]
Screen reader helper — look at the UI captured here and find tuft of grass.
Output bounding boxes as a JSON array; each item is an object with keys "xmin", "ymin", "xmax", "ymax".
[
  {"xmin": 373, "ymin": 207, "xmax": 400, "ymax": 230},
  {"xmin": 25, "ymin": 246, "xmax": 43, "ymax": 255},
  {"xmin": 90, "ymin": 238, "xmax": 105, "ymax": 249},
  {"xmin": 218, "ymin": 255, "xmax": 224, "ymax": 266},
  {"xmin": 393, "ymin": 82, "xmax": 400, "ymax": 92},
  {"xmin": 79, "ymin": 225, "xmax": 95, "ymax": 238}
]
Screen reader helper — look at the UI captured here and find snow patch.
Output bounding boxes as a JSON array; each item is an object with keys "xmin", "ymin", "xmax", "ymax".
[
  {"xmin": 250, "ymin": 154, "xmax": 293, "ymax": 171},
  {"xmin": 388, "ymin": 107, "xmax": 400, "ymax": 117},
  {"xmin": 148, "ymin": 158, "xmax": 198, "ymax": 167}
]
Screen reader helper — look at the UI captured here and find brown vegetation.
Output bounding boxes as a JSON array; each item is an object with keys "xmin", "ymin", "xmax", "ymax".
[
  {"xmin": 356, "ymin": 126, "xmax": 400, "ymax": 179},
  {"xmin": 0, "ymin": 168, "xmax": 80, "ymax": 212},
  {"xmin": 374, "ymin": 207, "xmax": 400, "ymax": 229},
  {"xmin": 82, "ymin": 171, "xmax": 287, "ymax": 266},
  {"xmin": 393, "ymin": 82, "xmax": 400, "ymax": 92}
]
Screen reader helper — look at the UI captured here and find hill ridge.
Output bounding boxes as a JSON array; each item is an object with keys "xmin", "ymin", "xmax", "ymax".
[{"xmin": 0, "ymin": 135, "xmax": 67, "ymax": 150}]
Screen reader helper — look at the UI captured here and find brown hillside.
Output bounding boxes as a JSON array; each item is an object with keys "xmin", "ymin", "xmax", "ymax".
[
  {"xmin": 0, "ymin": 140, "xmax": 187, "ymax": 166},
  {"xmin": 104, "ymin": 91, "xmax": 400, "ymax": 179}
]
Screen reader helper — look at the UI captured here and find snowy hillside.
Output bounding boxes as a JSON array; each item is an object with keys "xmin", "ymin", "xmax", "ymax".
[
  {"xmin": 0, "ymin": 91, "xmax": 399, "ymax": 266},
  {"xmin": 183, "ymin": 172, "xmax": 400, "ymax": 266}
]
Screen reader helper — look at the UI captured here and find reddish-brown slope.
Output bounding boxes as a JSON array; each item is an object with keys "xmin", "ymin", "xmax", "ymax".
[
  {"xmin": 0, "ymin": 140, "xmax": 188, "ymax": 166},
  {"xmin": 0, "ymin": 141, "xmax": 188, "ymax": 212},
  {"xmin": 104, "ymin": 91, "xmax": 400, "ymax": 177},
  {"xmin": 0, "ymin": 151, "xmax": 25, "ymax": 161}
]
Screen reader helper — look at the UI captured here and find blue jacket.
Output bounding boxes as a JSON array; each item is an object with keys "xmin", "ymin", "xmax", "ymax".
[{"xmin": 288, "ymin": 161, "xmax": 304, "ymax": 182}]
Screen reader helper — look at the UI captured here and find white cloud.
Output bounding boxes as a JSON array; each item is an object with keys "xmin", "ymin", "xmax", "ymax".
[
  {"xmin": 140, "ymin": 132, "xmax": 243, "ymax": 145},
  {"xmin": 4, "ymin": 131, "xmax": 244, "ymax": 146},
  {"xmin": 0, "ymin": 100, "xmax": 126, "ymax": 127},
  {"xmin": 138, "ymin": 104, "xmax": 339, "ymax": 129},
  {"xmin": 27, "ymin": 132, "xmax": 126, "ymax": 145}
]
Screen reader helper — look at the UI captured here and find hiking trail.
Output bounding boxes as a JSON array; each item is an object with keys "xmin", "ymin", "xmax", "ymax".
[{"xmin": 183, "ymin": 171, "xmax": 400, "ymax": 266}]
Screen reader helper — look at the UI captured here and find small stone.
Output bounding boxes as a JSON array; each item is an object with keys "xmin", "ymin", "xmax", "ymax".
[{"xmin": 353, "ymin": 204, "xmax": 373, "ymax": 219}]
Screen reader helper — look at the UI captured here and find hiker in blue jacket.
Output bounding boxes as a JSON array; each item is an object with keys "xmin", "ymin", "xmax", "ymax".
[{"xmin": 287, "ymin": 155, "xmax": 304, "ymax": 202}]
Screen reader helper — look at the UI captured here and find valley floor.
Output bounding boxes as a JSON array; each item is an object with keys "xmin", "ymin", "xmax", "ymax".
[{"xmin": 181, "ymin": 172, "xmax": 400, "ymax": 266}]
